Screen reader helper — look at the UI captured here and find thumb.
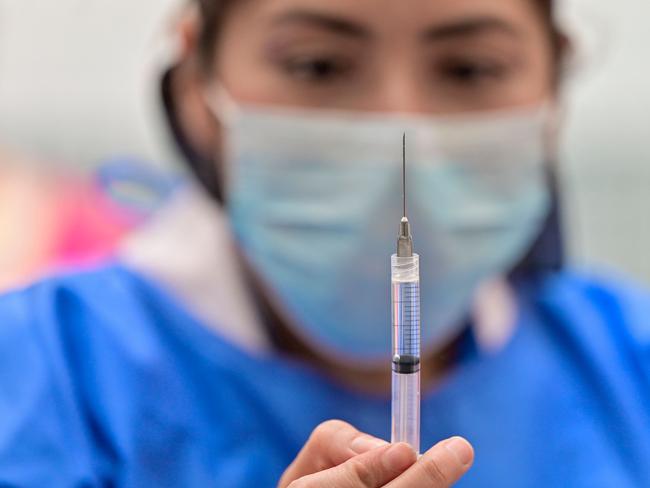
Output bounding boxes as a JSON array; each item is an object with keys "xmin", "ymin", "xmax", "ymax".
[
  {"xmin": 289, "ymin": 443, "xmax": 416, "ymax": 488},
  {"xmin": 385, "ymin": 437, "xmax": 474, "ymax": 487}
]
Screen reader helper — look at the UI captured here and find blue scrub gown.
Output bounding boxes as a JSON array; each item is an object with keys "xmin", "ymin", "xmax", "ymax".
[{"xmin": 0, "ymin": 263, "xmax": 649, "ymax": 487}]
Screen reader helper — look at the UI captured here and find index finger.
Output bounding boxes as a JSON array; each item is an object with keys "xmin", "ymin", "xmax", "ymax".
[{"xmin": 278, "ymin": 420, "xmax": 388, "ymax": 488}]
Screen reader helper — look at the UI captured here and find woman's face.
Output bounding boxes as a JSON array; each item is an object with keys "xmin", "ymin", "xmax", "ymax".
[{"xmin": 210, "ymin": 0, "xmax": 556, "ymax": 114}]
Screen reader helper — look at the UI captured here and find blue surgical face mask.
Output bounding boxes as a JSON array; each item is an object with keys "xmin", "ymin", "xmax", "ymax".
[{"xmin": 208, "ymin": 91, "xmax": 551, "ymax": 366}]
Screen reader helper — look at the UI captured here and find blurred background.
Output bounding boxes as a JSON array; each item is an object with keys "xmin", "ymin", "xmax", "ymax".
[{"xmin": 0, "ymin": 0, "xmax": 648, "ymax": 290}]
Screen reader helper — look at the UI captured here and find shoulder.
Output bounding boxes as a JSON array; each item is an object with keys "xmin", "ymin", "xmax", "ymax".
[
  {"xmin": 0, "ymin": 264, "xmax": 144, "ymax": 485},
  {"xmin": 536, "ymin": 269, "xmax": 650, "ymax": 335},
  {"xmin": 0, "ymin": 261, "xmax": 239, "ymax": 370},
  {"xmin": 0, "ymin": 263, "xmax": 134, "ymax": 341},
  {"xmin": 0, "ymin": 263, "xmax": 156, "ymax": 348},
  {"xmin": 0, "ymin": 263, "xmax": 174, "ymax": 410},
  {"xmin": 530, "ymin": 269, "xmax": 650, "ymax": 376},
  {"xmin": 0, "ymin": 263, "xmax": 244, "ymax": 485}
]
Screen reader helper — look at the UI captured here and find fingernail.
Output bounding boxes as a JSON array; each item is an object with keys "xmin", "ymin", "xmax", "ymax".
[
  {"xmin": 444, "ymin": 437, "xmax": 473, "ymax": 467},
  {"xmin": 382, "ymin": 443, "xmax": 417, "ymax": 472},
  {"xmin": 350, "ymin": 435, "xmax": 389, "ymax": 454}
]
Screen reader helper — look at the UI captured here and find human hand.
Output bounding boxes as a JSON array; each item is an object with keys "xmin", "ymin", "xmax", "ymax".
[{"xmin": 278, "ymin": 420, "xmax": 473, "ymax": 488}]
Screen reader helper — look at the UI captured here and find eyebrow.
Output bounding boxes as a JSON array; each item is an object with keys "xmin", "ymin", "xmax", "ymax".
[
  {"xmin": 422, "ymin": 17, "xmax": 523, "ymax": 42},
  {"xmin": 271, "ymin": 10, "xmax": 371, "ymax": 38},
  {"xmin": 270, "ymin": 10, "xmax": 522, "ymax": 43}
]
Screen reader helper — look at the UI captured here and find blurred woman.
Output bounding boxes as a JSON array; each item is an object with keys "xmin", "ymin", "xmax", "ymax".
[{"xmin": 1, "ymin": 1, "xmax": 649, "ymax": 487}]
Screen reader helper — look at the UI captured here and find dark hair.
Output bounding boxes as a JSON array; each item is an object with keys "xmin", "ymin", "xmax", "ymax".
[
  {"xmin": 195, "ymin": 0, "xmax": 233, "ymax": 73},
  {"xmin": 535, "ymin": 0, "xmax": 565, "ymax": 59},
  {"xmin": 195, "ymin": 0, "xmax": 563, "ymax": 69}
]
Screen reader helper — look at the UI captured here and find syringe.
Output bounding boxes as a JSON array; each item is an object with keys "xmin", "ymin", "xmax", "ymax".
[{"xmin": 391, "ymin": 134, "xmax": 421, "ymax": 454}]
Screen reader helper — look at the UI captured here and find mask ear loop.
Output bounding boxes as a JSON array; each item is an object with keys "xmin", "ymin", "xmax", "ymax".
[
  {"xmin": 544, "ymin": 102, "xmax": 566, "ymax": 272},
  {"xmin": 543, "ymin": 101, "xmax": 563, "ymax": 166},
  {"xmin": 160, "ymin": 67, "xmax": 224, "ymax": 203},
  {"xmin": 203, "ymin": 84, "xmax": 241, "ymax": 127},
  {"xmin": 510, "ymin": 101, "xmax": 566, "ymax": 280},
  {"xmin": 201, "ymin": 84, "xmax": 242, "ymax": 205}
]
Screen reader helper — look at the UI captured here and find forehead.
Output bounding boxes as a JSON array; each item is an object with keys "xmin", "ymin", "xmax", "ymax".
[{"xmin": 239, "ymin": 0, "xmax": 544, "ymax": 36}]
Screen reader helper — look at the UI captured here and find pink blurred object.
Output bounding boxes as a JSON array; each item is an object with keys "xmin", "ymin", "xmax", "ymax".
[
  {"xmin": 52, "ymin": 178, "xmax": 141, "ymax": 268},
  {"xmin": 0, "ymin": 156, "xmax": 172, "ymax": 291}
]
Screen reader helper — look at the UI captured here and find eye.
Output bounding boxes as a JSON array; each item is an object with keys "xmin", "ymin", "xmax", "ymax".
[
  {"xmin": 282, "ymin": 55, "xmax": 352, "ymax": 83},
  {"xmin": 437, "ymin": 57, "xmax": 509, "ymax": 85}
]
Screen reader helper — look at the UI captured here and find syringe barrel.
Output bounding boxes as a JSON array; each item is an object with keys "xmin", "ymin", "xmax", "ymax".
[
  {"xmin": 391, "ymin": 254, "xmax": 421, "ymax": 363},
  {"xmin": 391, "ymin": 254, "xmax": 421, "ymax": 453},
  {"xmin": 391, "ymin": 370, "xmax": 421, "ymax": 453}
]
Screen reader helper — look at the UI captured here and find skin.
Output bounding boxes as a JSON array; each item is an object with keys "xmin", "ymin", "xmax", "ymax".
[
  {"xmin": 175, "ymin": 0, "xmax": 555, "ymax": 162},
  {"xmin": 215, "ymin": 0, "xmax": 553, "ymax": 109},
  {"xmin": 277, "ymin": 420, "xmax": 473, "ymax": 487},
  {"xmin": 169, "ymin": 0, "xmax": 560, "ymax": 485},
  {"xmin": 0, "ymin": 161, "xmax": 59, "ymax": 288}
]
